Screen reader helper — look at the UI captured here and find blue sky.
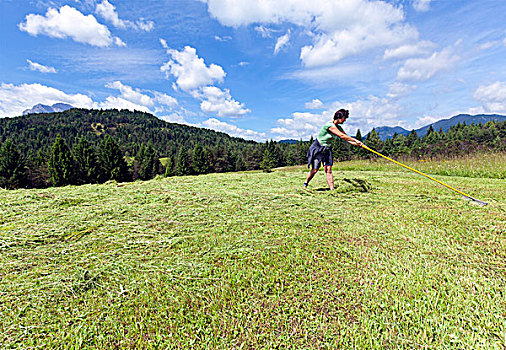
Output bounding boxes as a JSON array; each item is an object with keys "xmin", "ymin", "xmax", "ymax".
[{"xmin": 1, "ymin": 0, "xmax": 505, "ymax": 141}]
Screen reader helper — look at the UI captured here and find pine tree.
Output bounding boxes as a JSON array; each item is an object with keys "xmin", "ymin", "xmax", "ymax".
[
  {"xmin": 355, "ymin": 129, "xmax": 362, "ymax": 141},
  {"xmin": 381, "ymin": 138, "xmax": 394, "ymax": 156},
  {"xmin": 203, "ymin": 146, "xmax": 214, "ymax": 173},
  {"xmin": 34, "ymin": 149, "xmax": 46, "ymax": 167},
  {"xmin": 192, "ymin": 143, "xmax": 207, "ymax": 175},
  {"xmin": 137, "ymin": 142, "xmax": 160, "ymax": 180},
  {"xmin": 406, "ymin": 130, "xmax": 418, "ymax": 148},
  {"xmin": 212, "ymin": 145, "xmax": 232, "ymax": 173},
  {"xmin": 99, "ymin": 134, "xmax": 129, "ymax": 182},
  {"xmin": 484, "ymin": 121, "xmax": 498, "ymax": 145},
  {"xmin": 297, "ymin": 139, "xmax": 307, "ymax": 165},
  {"xmin": 365, "ymin": 128, "xmax": 383, "ymax": 153},
  {"xmin": 260, "ymin": 140, "xmax": 280, "ymax": 171},
  {"xmin": 244, "ymin": 145, "xmax": 263, "ymax": 170},
  {"xmin": 48, "ymin": 136, "xmax": 75, "ymax": 186},
  {"xmin": 164, "ymin": 154, "xmax": 175, "ymax": 177},
  {"xmin": 0, "ymin": 140, "xmax": 28, "ymax": 189},
  {"xmin": 73, "ymin": 136, "xmax": 99, "ymax": 184},
  {"xmin": 423, "ymin": 125, "xmax": 439, "ymax": 145},
  {"xmin": 148, "ymin": 143, "xmax": 162, "ymax": 178},
  {"xmin": 175, "ymin": 147, "xmax": 191, "ymax": 176},
  {"xmin": 353, "ymin": 129, "xmax": 368, "ymax": 158},
  {"xmin": 27, "ymin": 149, "xmax": 50, "ymax": 188},
  {"xmin": 234, "ymin": 153, "xmax": 246, "ymax": 171},
  {"xmin": 438, "ymin": 126, "xmax": 446, "ymax": 140},
  {"xmin": 134, "ymin": 143, "xmax": 147, "ymax": 180},
  {"xmin": 281, "ymin": 143, "xmax": 296, "ymax": 166},
  {"xmin": 392, "ymin": 133, "xmax": 407, "ymax": 155}
]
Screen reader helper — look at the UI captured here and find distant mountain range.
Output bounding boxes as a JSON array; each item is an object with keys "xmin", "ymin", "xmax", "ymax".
[
  {"xmin": 22, "ymin": 103, "xmax": 74, "ymax": 115},
  {"xmin": 370, "ymin": 114, "xmax": 506, "ymax": 140}
]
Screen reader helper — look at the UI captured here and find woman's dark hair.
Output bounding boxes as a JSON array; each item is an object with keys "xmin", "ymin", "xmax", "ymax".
[{"xmin": 334, "ymin": 109, "xmax": 349, "ymax": 120}]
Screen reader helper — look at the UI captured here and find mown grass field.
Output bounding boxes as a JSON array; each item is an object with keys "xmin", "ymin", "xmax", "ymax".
[{"xmin": 1, "ymin": 154, "xmax": 505, "ymax": 349}]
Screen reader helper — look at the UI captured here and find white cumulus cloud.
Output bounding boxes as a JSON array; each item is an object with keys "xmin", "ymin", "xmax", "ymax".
[
  {"xmin": 271, "ymin": 111, "xmax": 330, "ymax": 140},
  {"xmin": 99, "ymin": 96, "xmax": 151, "ymax": 113},
  {"xmin": 105, "ymin": 81, "xmax": 153, "ymax": 107},
  {"xmin": 18, "ymin": 5, "xmax": 125, "ymax": 47},
  {"xmin": 96, "ymin": 0, "xmax": 154, "ymax": 31},
  {"xmin": 160, "ymin": 112, "xmax": 189, "ymax": 124},
  {"xmin": 160, "ymin": 44, "xmax": 249, "ymax": 118},
  {"xmin": 26, "ymin": 59, "xmax": 57, "ymax": 73},
  {"xmin": 104, "ymin": 81, "xmax": 178, "ymax": 113},
  {"xmin": 193, "ymin": 86, "xmax": 250, "ymax": 118},
  {"xmin": 152, "ymin": 91, "xmax": 178, "ymax": 109},
  {"xmin": 161, "ymin": 45, "xmax": 226, "ymax": 92},
  {"xmin": 204, "ymin": 0, "xmax": 418, "ymax": 67},
  {"xmin": 305, "ymin": 99, "xmax": 324, "ymax": 109},
  {"xmin": 300, "ymin": 23, "xmax": 417, "ymax": 68},
  {"xmin": 202, "ymin": 118, "xmax": 266, "ymax": 141},
  {"xmin": 396, "ymin": 47, "xmax": 460, "ymax": 82},
  {"xmin": 473, "ymin": 81, "xmax": 506, "ymax": 113}
]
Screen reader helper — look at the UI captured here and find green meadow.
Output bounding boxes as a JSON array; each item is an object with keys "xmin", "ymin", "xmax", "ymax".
[{"xmin": 1, "ymin": 154, "xmax": 505, "ymax": 349}]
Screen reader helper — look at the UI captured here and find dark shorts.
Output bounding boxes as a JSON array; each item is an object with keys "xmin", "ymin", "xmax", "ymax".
[{"xmin": 313, "ymin": 148, "xmax": 333, "ymax": 169}]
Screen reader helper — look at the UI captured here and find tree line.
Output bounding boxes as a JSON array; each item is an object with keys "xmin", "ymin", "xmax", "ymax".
[
  {"xmin": 0, "ymin": 134, "xmax": 309, "ymax": 189},
  {"xmin": 359, "ymin": 121, "xmax": 506, "ymax": 160},
  {"xmin": 0, "ymin": 108, "xmax": 504, "ymax": 189}
]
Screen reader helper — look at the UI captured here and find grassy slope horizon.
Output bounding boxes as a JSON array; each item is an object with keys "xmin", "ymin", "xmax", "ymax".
[{"xmin": 1, "ymin": 154, "xmax": 505, "ymax": 349}]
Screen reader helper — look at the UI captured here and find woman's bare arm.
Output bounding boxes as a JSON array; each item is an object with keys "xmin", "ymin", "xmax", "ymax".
[{"xmin": 328, "ymin": 126, "xmax": 364, "ymax": 147}]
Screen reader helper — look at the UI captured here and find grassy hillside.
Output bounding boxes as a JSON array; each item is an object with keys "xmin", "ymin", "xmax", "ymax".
[
  {"xmin": 1, "ymin": 156, "xmax": 505, "ymax": 349},
  {"xmin": 338, "ymin": 152, "xmax": 506, "ymax": 179}
]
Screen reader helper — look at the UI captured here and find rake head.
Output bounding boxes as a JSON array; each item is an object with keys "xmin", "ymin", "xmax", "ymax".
[{"xmin": 463, "ymin": 195, "xmax": 488, "ymax": 207}]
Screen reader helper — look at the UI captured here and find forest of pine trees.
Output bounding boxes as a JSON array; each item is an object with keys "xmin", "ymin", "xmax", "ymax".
[{"xmin": 0, "ymin": 109, "xmax": 504, "ymax": 189}]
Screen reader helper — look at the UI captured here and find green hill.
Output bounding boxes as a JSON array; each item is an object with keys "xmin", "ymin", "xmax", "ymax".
[{"xmin": 0, "ymin": 108, "xmax": 256, "ymax": 157}]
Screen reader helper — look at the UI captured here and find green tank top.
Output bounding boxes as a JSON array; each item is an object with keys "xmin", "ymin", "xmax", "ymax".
[{"xmin": 317, "ymin": 121, "xmax": 344, "ymax": 146}]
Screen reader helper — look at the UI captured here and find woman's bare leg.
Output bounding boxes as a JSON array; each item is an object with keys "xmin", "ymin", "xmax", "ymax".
[
  {"xmin": 305, "ymin": 168, "xmax": 319, "ymax": 185},
  {"xmin": 324, "ymin": 165, "xmax": 334, "ymax": 190}
]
